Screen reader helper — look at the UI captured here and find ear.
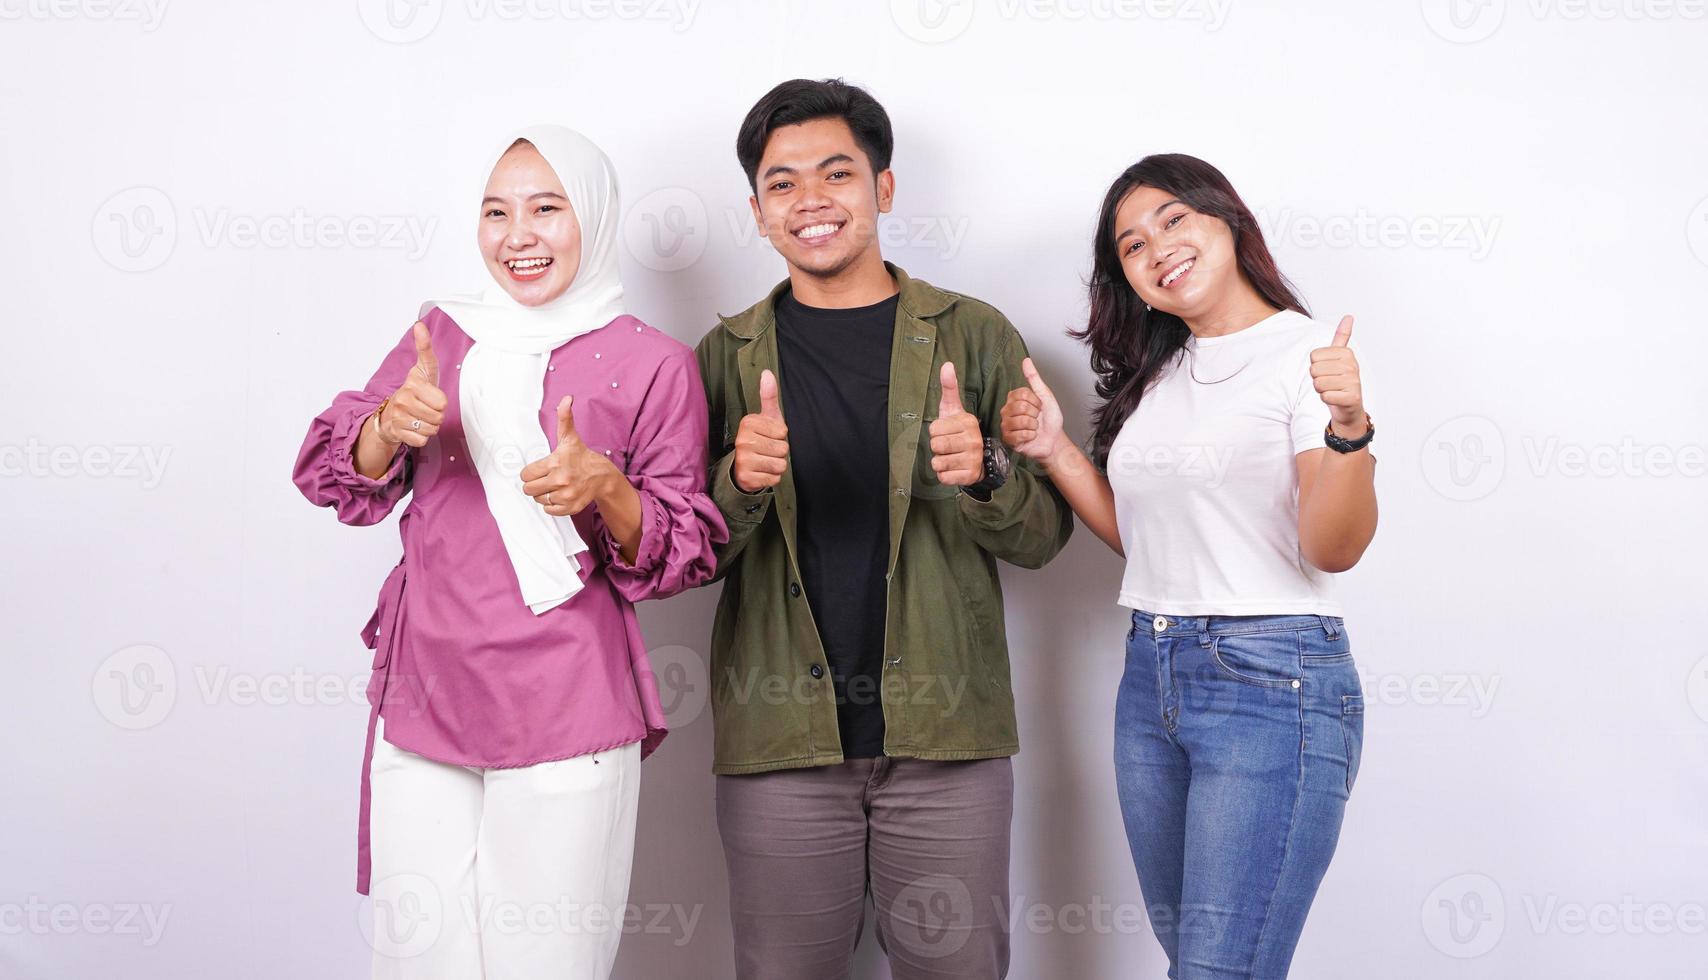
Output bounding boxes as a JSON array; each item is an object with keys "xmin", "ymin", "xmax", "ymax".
[
  {"xmin": 749, "ymin": 195, "xmax": 768, "ymax": 242},
  {"xmin": 876, "ymin": 169, "xmax": 896, "ymax": 215}
]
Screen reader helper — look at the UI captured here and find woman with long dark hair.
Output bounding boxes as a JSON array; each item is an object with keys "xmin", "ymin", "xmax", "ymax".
[{"xmin": 1000, "ymin": 154, "xmax": 1377, "ymax": 977}]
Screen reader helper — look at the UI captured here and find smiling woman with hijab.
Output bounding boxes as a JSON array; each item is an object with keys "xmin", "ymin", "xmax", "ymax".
[{"xmin": 292, "ymin": 126, "xmax": 726, "ymax": 979}]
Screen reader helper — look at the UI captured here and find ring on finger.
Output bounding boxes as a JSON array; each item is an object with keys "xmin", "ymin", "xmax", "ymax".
[{"xmin": 410, "ymin": 419, "xmax": 422, "ymax": 430}]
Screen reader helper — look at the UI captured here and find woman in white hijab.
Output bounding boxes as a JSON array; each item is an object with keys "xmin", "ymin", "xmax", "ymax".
[{"xmin": 293, "ymin": 127, "xmax": 725, "ymax": 978}]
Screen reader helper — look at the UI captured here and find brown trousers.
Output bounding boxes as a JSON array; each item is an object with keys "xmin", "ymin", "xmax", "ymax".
[{"xmin": 716, "ymin": 755, "xmax": 1014, "ymax": 980}]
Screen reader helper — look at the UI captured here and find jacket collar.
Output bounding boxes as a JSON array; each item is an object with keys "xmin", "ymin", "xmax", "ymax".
[{"xmin": 716, "ymin": 261, "xmax": 956, "ymax": 339}]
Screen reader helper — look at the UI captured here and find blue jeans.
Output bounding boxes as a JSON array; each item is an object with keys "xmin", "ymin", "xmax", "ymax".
[{"xmin": 1114, "ymin": 609, "xmax": 1364, "ymax": 979}]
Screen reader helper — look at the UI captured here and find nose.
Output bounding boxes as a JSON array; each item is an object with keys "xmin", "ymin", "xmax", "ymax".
[
  {"xmin": 797, "ymin": 178, "xmax": 833, "ymax": 213},
  {"xmin": 506, "ymin": 214, "xmax": 539, "ymax": 250}
]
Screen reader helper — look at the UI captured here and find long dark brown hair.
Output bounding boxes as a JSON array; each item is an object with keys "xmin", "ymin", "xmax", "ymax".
[{"xmin": 1071, "ymin": 154, "xmax": 1308, "ymax": 467}]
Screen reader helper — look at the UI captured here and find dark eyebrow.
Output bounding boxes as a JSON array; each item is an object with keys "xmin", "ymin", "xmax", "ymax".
[
  {"xmin": 1115, "ymin": 199, "xmax": 1188, "ymax": 244},
  {"xmin": 480, "ymin": 191, "xmax": 568, "ymax": 206},
  {"xmin": 761, "ymin": 153, "xmax": 857, "ymax": 182}
]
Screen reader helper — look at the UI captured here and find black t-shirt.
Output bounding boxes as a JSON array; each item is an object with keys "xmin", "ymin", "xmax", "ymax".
[{"xmin": 773, "ymin": 288, "xmax": 897, "ymax": 759}]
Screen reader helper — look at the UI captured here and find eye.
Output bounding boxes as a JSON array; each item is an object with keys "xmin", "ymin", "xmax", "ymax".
[
  {"xmin": 828, "ymin": 170, "xmax": 851, "ymax": 180},
  {"xmin": 484, "ymin": 208, "xmax": 506, "ymax": 219},
  {"xmin": 1166, "ymin": 212, "xmax": 1186, "ymax": 228},
  {"xmin": 536, "ymin": 204, "xmax": 558, "ymax": 215},
  {"xmin": 1123, "ymin": 240, "xmax": 1145, "ymax": 257},
  {"xmin": 769, "ymin": 180, "xmax": 793, "ymax": 192}
]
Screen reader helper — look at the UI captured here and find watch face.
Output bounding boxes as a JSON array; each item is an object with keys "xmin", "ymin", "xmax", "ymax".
[{"xmin": 985, "ymin": 438, "xmax": 1012, "ymax": 478}]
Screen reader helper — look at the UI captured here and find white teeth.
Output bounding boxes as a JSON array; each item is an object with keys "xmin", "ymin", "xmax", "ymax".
[
  {"xmin": 508, "ymin": 257, "xmax": 551, "ymax": 269},
  {"xmin": 1161, "ymin": 259, "xmax": 1194, "ymax": 287},
  {"xmin": 795, "ymin": 222, "xmax": 841, "ymax": 239}
]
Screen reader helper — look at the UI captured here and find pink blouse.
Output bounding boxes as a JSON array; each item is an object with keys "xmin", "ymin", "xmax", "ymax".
[{"xmin": 292, "ymin": 309, "xmax": 725, "ymax": 893}]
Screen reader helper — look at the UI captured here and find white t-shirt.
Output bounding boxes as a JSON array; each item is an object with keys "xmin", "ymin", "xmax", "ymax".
[{"xmin": 1108, "ymin": 308, "xmax": 1344, "ymax": 616}]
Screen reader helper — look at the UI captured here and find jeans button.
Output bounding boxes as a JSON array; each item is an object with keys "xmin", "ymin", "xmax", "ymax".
[{"xmin": 1153, "ymin": 615, "xmax": 1168, "ymax": 632}]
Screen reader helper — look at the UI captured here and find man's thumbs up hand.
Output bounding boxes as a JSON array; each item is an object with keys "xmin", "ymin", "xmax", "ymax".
[
  {"xmin": 733, "ymin": 368, "xmax": 790, "ymax": 494},
  {"xmin": 930, "ymin": 361, "xmax": 986, "ymax": 486}
]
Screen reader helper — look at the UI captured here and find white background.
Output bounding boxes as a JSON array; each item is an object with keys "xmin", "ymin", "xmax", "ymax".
[{"xmin": 3, "ymin": 0, "xmax": 1707, "ymax": 977}]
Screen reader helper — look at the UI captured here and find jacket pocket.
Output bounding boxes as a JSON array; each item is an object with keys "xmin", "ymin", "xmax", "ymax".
[
  {"xmin": 360, "ymin": 561, "xmax": 407, "ymax": 670},
  {"xmin": 1342, "ymin": 693, "xmax": 1365, "ymax": 793}
]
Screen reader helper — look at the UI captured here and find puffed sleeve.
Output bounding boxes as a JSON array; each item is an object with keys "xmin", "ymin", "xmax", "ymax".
[
  {"xmin": 291, "ymin": 325, "xmax": 419, "ymax": 526},
  {"xmin": 589, "ymin": 346, "xmax": 728, "ymax": 601}
]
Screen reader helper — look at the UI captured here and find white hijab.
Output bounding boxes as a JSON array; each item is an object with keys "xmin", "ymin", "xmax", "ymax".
[{"xmin": 421, "ymin": 126, "xmax": 627, "ymax": 615}]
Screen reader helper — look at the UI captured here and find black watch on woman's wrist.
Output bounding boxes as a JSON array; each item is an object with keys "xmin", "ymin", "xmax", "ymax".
[{"xmin": 1324, "ymin": 415, "xmax": 1375, "ymax": 453}]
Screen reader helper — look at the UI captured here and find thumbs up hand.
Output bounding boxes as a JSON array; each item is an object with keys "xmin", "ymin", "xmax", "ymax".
[
  {"xmin": 1309, "ymin": 315, "xmax": 1368, "ymax": 436},
  {"xmin": 521, "ymin": 395, "xmax": 617, "ymax": 516},
  {"xmin": 376, "ymin": 321, "xmax": 448, "ymax": 448},
  {"xmin": 1000, "ymin": 357, "xmax": 1066, "ymax": 463},
  {"xmin": 732, "ymin": 369, "xmax": 790, "ymax": 493},
  {"xmin": 929, "ymin": 361, "xmax": 986, "ymax": 486}
]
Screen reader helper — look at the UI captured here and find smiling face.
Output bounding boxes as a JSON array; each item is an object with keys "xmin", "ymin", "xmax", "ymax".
[
  {"xmin": 479, "ymin": 141, "xmax": 582, "ymax": 306},
  {"xmin": 1112, "ymin": 184, "xmax": 1241, "ymax": 321},
  {"xmin": 749, "ymin": 116, "xmax": 894, "ymax": 280}
]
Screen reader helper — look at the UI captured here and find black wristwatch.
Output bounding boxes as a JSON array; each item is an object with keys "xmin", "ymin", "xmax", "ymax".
[
  {"xmin": 964, "ymin": 438, "xmax": 1011, "ymax": 497},
  {"xmin": 1324, "ymin": 415, "xmax": 1375, "ymax": 453}
]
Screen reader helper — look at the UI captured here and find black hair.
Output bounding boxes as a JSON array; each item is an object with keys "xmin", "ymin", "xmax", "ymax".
[
  {"xmin": 735, "ymin": 78, "xmax": 894, "ymax": 192},
  {"xmin": 1073, "ymin": 154, "xmax": 1308, "ymax": 467}
]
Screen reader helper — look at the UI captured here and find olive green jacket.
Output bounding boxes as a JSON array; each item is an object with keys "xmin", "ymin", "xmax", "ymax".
[{"xmin": 693, "ymin": 264, "xmax": 1074, "ymax": 775}]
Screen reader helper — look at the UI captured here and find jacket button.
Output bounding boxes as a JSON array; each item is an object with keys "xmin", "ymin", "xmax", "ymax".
[
  {"xmin": 788, "ymin": 582, "xmax": 801, "ymax": 597},
  {"xmin": 809, "ymin": 664, "xmax": 823, "ymax": 679},
  {"xmin": 744, "ymin": 503, "xmax": 761, "ymax": 514}
]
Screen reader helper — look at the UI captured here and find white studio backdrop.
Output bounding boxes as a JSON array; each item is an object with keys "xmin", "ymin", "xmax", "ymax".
[{"xmin": 3, "ymin": 1, "xmax": 1706, "ymax": 977}]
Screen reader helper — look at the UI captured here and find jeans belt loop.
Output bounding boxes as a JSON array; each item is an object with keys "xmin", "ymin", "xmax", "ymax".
[
  {"xmin": 1196, "ymin": 616, "xmax": 1212, "ymax": 648},
  {"xmin": 1317, "ymin": 614, "xmax": 1340, "ymax": 641}
]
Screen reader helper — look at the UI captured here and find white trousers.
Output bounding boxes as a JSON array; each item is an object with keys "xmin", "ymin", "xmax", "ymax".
[{"xmin": 366, "ymin": 715, "xmax": 642, "ymax": 979}]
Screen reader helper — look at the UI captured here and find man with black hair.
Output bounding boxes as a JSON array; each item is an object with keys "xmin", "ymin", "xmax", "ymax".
[{"xmin": 694, "ymin": 77, "xmax": 1073, "ymax": 978}]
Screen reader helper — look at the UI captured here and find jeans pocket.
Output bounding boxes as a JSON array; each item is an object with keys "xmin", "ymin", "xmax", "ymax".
[
  {"xmin": 1209, "ymin": 631, "xmax": 1303, "ymax": 689},
  {"xmin": 1341, "ymin": 693, "xmax": 1365, "ymax": 793}
]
